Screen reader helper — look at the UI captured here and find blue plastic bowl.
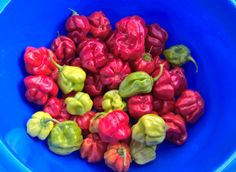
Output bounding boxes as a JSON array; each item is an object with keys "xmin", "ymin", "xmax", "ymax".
[{"xmin": 1, "ymin": 0, "xmax": 236, "ymax": 171}]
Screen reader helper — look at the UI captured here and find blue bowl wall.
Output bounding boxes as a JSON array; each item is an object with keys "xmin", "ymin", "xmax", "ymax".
[{"xmin": 0, "ymin": 0, "xmax": 236, "ymax": 171}]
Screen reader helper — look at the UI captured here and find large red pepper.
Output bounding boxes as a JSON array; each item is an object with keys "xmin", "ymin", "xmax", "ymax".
[
  {"xmin": 84, "ymin": 74, "xmax": 104, "ymax": 96},
  {"xmin": 175, "ymin": 90, "xmax": 205, "ymax": 123},
  {"xmin": 153, "ymin": 98, "xmax": 175, "ymax": 116},
  {"xmin": 51, "ymin": 35, "xmax": 76, "ymax": 65},
  {"xmin": 145, "ymin": 23, "xmax": 168, "ymax": 56},
  {"xmin": 128, "ymin": 94, "xmax": 153, "ymax": 119},
  {"xmin": 98, "ymin": 110, "xmax": 131, "ymax": 143},
  {"xmin": 88, "ymin": 11, "xmax": 112, "ymax": 40},
  {"xmin": 93, "ymin": 96, "xmax": 103, "ymax": 112},
  {"xmin": 77, "ymin": 39, "xmax": 107, "ymax": 73},
  {"xmin": 100, "ymin": 58, "xmax": 131, "ymax": 89},
  {"xmin": 24, "ymin": 47, "xmax": 57, "ymax": 77},
  {"xmin": 24, "ymin": 75, "xmax": 58, "ymax": 105},
  {"xmin": 43, "ymin": 97, "xmax": 70, "ymax": 121},
  {"xmin": 162, "ymin": 112, "xmax": 187, "ymax": 145},
  {"xmin": 72, "ymin": 111, "xmax": 96, "ymax": 131},
  {"xmin": 80, "ymin": 133, "xmax": 107, "ymax": 163}
]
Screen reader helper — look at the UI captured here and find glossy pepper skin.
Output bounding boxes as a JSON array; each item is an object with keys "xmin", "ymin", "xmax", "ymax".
[
  {"xmin": 153, "ymin": 98, "xmax": 175, "ymax": 116},
  {"xmin": 78, "ymin": 39, "xmax": 107, "ymax": 73},
  {"xmin": 51, "ymin": 35, "xmax": 76, "ymax": 65},
  {"xmin": 93, "ymin": 96, "xmax": 103, "ymax": 111},
  {"xmin": 89, "ymin": 112, "xmax": 107, "ymax": 133},
  {"xmin": 65, "ymin": 92, "xmax": 93, "ymax": 116},
  {"xmin": 145, "ymin": 23, "xmax": 168, "ymax": 56},
  {"xmin": 154, "ymin": 56, "xmax": 170, "ymax": 70},
  {"xmin": 84, "ymin": 74, "xmax": 104, "ymax": 96},
  {"xmin": 43, "ymin": 98, "xmax": 70, "ymax": 122},
  {"xmin": 70, "ymin": 57, "xmax": 81, "ymax": 67},
  {"xmin": 98, "ymin": 110, "xmax": 131, "ymax": 143},
  {"xmin": 128, "ymin": 95, "xmax": 153, "ymax": 119},
  {"xmin": 88, "ymin": 11, "xmax": 112, "ymax": 40},
  {"xmin": 163, "ymin": 45, "xmax": 198, "ymax": 72},
  {"xmin": 66, "ymin": 9, "xmax": 90, "ymax": 44},
  {"xmin": 100, "ymin": 58, "xmax": 131, "ymax": 90},
  {"xmin": 24, "ymin": 75, "xmax": 58, "ymax": 105},
  {"xmin": 72, "ymin": 111, "xmax": 95, "ymax": 131},
  {"xmin": 119, "ymin": 65, "xmax": 164, "ymax": 98},
  {"xmin": 130, "ymin": 140, "xmax": 157, "ymax": 165},
  {"xmin": 48, "ymin": 120, "xmax": 83, "ymax": 155},
  {"xmin": 24, "ymin": 47, "xmax": 57, "ymax": 76},
  {"xmin": 176, "ymin": 90, "xmax": 205, "ymax": 123},
  {"xmin": 162, "ymin": 112, "xmax": 187, "ymax": 145},
  {"xmin": 80, "ymin": 133, "xmax": 107, "ymax": 162},
  {"xmin": 104, "ymin": 143, "xmax": 131, "ymax": 172},
  {"xmin": 132, "ymin": 114, "xmax": 166, "ymax": 146},
  {"xmin": 26, "ymin": 111, "xmax": 54, "ymax": 140},
  {"xmin": 50, "ymin": 55, "xmax": 86, "ymax": 94},
  {"xmin": 102, "ymin": 90, "xmax": 126, "ymax": 112}
]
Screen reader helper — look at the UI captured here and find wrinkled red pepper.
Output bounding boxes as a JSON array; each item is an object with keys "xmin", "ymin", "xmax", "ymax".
[
  {"xmin": 43, "ymin": 97, "xmax": 70, "ymax": 121},
  {"xmin": 84, "ymin": 74, "xmax": 104, "ymax": 96},
  {"xmin": 128, "ymin": 95, "xmax": 153, "ymax": 119},
  {"xmin": 77, "ymin": 39, "xmax": 107, "ymax": 73},
  {"xmin": 70, "ymin": 57, "xmax": 81, "ymax": 67},
  {"xmin": 93, "ymin": 96, "xmax": 103, "ymax": 112},
  {"xmin": 24, "ymin": 75, "xmax": 58, "ymax": 105},
  {"xmin": 72, "ymin": 111, "xmax": 96, "ymax": 130},
  {"xmin": 51, "ymin": 35, "xmax": 76, "ymax": 65},
  {"xmin": 175, "ymin": 90, "xmax": 205, "ymax": 123},
  {"xmin": 162, "ymin": 112, "xmax": 187, "ymax": 145},
  {"xmin": 145, "ymin": 23, "xmax": 168, "ymax": 56},
  {"xmin": 80, "ymin": 133, "xmax": 107, "ymax": 162},
  {"xmin": 100, "ymin": 58, "xmax": 131, "ymax": 89},
  {"xmin": 153, "ymin": 98, "xmax": 175, "ymax": 116},
  {"xmin": 88, "ymin": 11, "xmax": 112, "ymax": 40},
  {"xmin": 98, "ymin": 110, "xmax": 131, "ymax": 143}
]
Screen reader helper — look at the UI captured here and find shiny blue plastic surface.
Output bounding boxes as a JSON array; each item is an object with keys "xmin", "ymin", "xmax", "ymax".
[{"xmin": 0, "ymin": 0, "xmax": 236, "ymax": 171}]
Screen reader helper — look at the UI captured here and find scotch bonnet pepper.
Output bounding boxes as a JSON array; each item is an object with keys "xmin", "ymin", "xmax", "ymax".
[
  {"xmin": 98, "ymin": 110, "xmax": 131, "ymax": 143},
  {"xmin": 93, "ymin": 96, "xmax": 103, "ymax": 112},
  {"xmin": 47, "ymin": 120, "xmax": 83, "ymax": 155},
  {"xmin": 153, "ymin": 98, "xmax": 175, "ymax": 116},
  {"xmin": 24, "ymin": 75, "xmax": 58, "ymax": 105},
  {"xmin": 65, "ymin": 92, "xmax": 93, "ymax": 116},
  {"xmin": 89, "ymin": 112, "xmax": 107, "ymax": 133},
  {"xmin": 84, "ymin": 74, "xmax": 104, "ymax": 96},
  {"xmin": 132, "ymin": 114, "xmax": 166, "ymax": 146},
  {"xmin": 72, "ymin": 111, "xmax": 95, "ymax": 131}
]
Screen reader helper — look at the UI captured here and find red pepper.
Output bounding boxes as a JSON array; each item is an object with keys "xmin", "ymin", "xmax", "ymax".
[
  {"xmin": 162, "ymin": 112, "xmax": 187, "ymax": 145},
  {"xmin": 24, "ymin": 47, "xmax": 57, "ymax": 77},
  {"xmin": 153, "ymin": 56, "xmax": 170, "ymax": 71},
  {"xmin": 24, "ymin": 75, "xmax": 58, "ymax": 105},
  {"xmin": 100, "ymin": 58, "xmax": 131, "ymax": 89},
  {"xmin": 70, "ymin": 57, "xmax": 81, "ymax": 67},
  {"xmin": 128, "ymin": 94, "xmax": 153, "ymax": 119},
  {"xmin": 43, "ymin": 97, "xmax": 70, "ymax": 121},
  {"xmin": 80, "ymin": 133, "xmax": 108, "ymax": 163},
  {"xmin": 175, "ymin": 90, "xmax": 205, "ymax": 123},
  {"xmin": 104, "ymin": 142, "xmax": 131, "ymax": 172},
  {"xmin": 66, "ymin": 9, "xmax": 90, "ymax": 44},
  {"xmin": 145, "ymin": 23, "xmax": 168, "ymax": 56},
  {"xmin": 98, "ymin": 110, "xmax": 131, "ymax": 143},
  {"xmin": 72, "ymin": 111, "xmax": 96, "ymax": 130},
  {"xmin": 51, "ymin": 35, "xmax": 76, "ymax": 65},
  {"xmin": 84, "ymin": 74, "xmax": 104, "ymax": 96},
  {"xmin": 77, "ymin": 39, "xmax": 107, "ymax": 73},
  {"xmin": 152, "ymin": 68, "xmax": 175, "ymax": 100},
  {"xmin": 169, "ymin": 67, "xmax": 187, "ymax": 96},
  {"xmin": 153, "ymin": 98, "xmax": 175, "ymax": 116},
  {"xmin": 62, "ymin": 91, "xmax": 76, "ymax": 99},
  {"xmin": 88, "ymin": 11, "xmax": 112, "ymax": 40},
  {"xmin": 93, "ymin": 96, "xmax": 103, "ymax": 112}
]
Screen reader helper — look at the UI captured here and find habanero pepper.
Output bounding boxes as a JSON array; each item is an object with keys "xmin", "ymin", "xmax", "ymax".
[
  {"xmin": 84, "ymin": 74, "xmax": 104, "ymax": 96},
  {"xmin": 93, "ymin": 96, "xmax": 103, "ymax": 112},
  {"xmin": 153, "ymin": 98, "xmax": 175, "ymax": 116},
  {"xmin": 72, "ymin": 111, "xmax": 96, "ymax": 131},
  {"xmin": 89, "ymin": 112, "xmax": 107, "ymax": 133},
  {"xmin": 153, "ymin": 56, "xmax": 170, "ymax": 70}
]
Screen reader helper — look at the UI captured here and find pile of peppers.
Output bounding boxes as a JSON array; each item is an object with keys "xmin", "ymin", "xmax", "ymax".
[{"xmin": 24, "ymin": 9, "xmax": 205, "ymax": 172}]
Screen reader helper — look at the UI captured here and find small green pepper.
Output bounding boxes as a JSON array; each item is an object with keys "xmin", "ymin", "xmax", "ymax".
[
  {"xmin": 130, "ymin": 140, "xmax": 157, "ymax": 165},
  {"xmin": 163, "ymin": 44, "xmax": 198, "ymax": 72},
  {"xmin": 102, "ymin": 90, "xmax": 126, "ymax": 112},
  {"xmin": 119, "ymin": 65, "xmax": 163, "ymax": 98},
  {"xmin": 26, "ymin": 111, "xmax": 54, "ymax": 140},
  {"xmin": 65, "ymin": 92, "xmax": 93, "ymax": 115},
  {"xmin": 132, "ymin": 114, "xmax": 167, "ymax": 146},
  {"xmin": 47, "ymin": 120, "xmax": 83, "ymax": 155},
  {"xmin": 50, "ymin": 54, "xmax": 86, "ymax": 94}
]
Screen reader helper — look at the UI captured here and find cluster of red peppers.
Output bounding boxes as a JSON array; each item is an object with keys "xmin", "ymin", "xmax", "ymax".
[{"xmin": 24, "ymin": 9, "xmax": 205, "ymax": 172}]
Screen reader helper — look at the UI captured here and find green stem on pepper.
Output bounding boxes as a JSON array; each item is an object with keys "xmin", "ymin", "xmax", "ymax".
[
  {"xmin": 187, "ymin": 56, "xmax": 198, "ymax": 72},
  {"xmin": 142, "ymin": 46, "xmax": 153, "ymax": 62},
  {"xmin": 153, "ymin": 64, "xmax": 164, "ymax": 82},
  {"xmin": 68, "ymin": 8, "xmax": 78, "ymax": 15},
  {"xmin": 49, "ymin": 52, "xmax": 63, "ymax": 71}
]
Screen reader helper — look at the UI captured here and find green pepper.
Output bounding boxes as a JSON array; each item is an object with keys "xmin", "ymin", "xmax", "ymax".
[
  {"xmin": 47, "ymin": 120, "xmax": 83, "ymax": 155},
  {"xmin": 163, "ymin": 44, "xmax": 198, "ymax": 72},
  {"xmin": 26, "ymin": 111, "xmax": 54, "ymax": 140},
  {"xmin": 65, "ymin": 92, "xmax": 93, "ymax": 115},
  {"xmin": 102, "ymin": 90, "xmax": 126, "ymax": 112},
  {"xmin": 132, "ymin": 114, "xmax": 167, "ymax": 146},
  {"xmin": 118, "ymin": 65, "xmax": 163, "ymax": 98},
  {"xmin": 50, "ymin": 54, "xmax": 86, "ymax": 94},
  {"xmin": 130, "ymin": 140, "xmax": 157, "ymax": 165}
]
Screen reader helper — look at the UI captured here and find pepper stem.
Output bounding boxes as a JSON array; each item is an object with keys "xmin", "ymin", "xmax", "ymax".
[
  {"xmin": 43, "ymin": 118, "xmax": 61, "ymax": 124},
  {"xmin": 123, "ymin": 147, "xmax": 127, "ymax": 167},
  {"xmin": 153, "ymin": 64, "xmax": 164, "ymax": 82},
  {"xmin": 68, "ymin": 8, "xmax": 78, "ymax": 15},
  {"xmin": 142, "ymin": 46, "xmax": 153, "ymax": 62},
  {"xmin": 117, "ymin": 147, "xmax": 127, "ymax": 167},
  {"xmin": 187, "ymin": 56, "xmax": 198, "ymax": 72},
  {"xmin": 49, "ymin": 52, "xmax": 63, "ymax": 71}
]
